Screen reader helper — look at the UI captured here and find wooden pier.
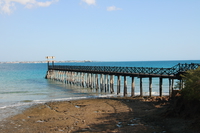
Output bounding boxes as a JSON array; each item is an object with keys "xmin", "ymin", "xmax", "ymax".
[{"xmin": 45, "ymin": 63, "xmax": 200, "ymax": 97}]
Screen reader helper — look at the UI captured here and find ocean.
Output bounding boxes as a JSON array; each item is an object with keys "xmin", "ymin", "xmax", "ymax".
[{"xmin": 0, "ymin": 60, "xmax": 200, "ymax": 121}]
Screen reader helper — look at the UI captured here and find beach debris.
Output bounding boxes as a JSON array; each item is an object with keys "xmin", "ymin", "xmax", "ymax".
[
  {"xmin": 129, "ymin": 108, "xmax": 133, "ymax": 112},
  {"xmin": 94, "ymin": 110, "xmax": 102, "ymax": 113},
  {"xmin": 130, "ymin": 118, "xmax": 140, "ymax": 122},
  {"xmin": 36, "ymin": 120, "xmax": 44, "ymax": 123},
  {"xmin": 82, "ymin": 120, "xmax": 85, "ymax": 123},
  {"xmin": 128, "ymin": 123, "xmax": 139, "ymax": 126},
  {"xmin": 58, "ymin": 129, "xmax": 64, "ymax": 132},
  {"xmin": 82, "ymin": 128, "xmax": 90, "ymax": 131},
  {"xmin": 94, "ymin": 110, "xmax": 106, "ymax": 113},
  {"xmin": 74, "ymin": 121, "xmax": 79, "ymax": 126},
  {"xmin": 74, "ymin": 105, "xmax": 86, "ymax": 108},
  {"xmin": 75, "ymin": 105, "xmax": 80, "ymax": 108},
  {"xmin": 44, "ymin": 103, "xmax": 56, "ymax": 111},
  {"xmin": 116, "ymin": 122, "xmax": 123, "ymax": 128}
]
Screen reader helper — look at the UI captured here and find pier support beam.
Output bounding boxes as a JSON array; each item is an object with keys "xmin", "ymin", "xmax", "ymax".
[
  {"xmin": 100, "ymin": 74, "xmax": 103, "ymax": 92},
  {"xmin": 78, "ymin": 72, "xmax": 81, "ymax": 86},
  {"xmin": 124, "ymin": 76, "xmax": 127, "ymax": 96},
  {"xmin": 105, "ymin": 75, "xmax": 108, "ymax": 92},
  {"xmin": 140, "ymin": 77, "xmax": 143, "ymax": 97},
  {"xmin": 131, "ymin": 77, "xmax": 135, "ymax": 97},
  {"xmin": 110, "ymin": 75, "xmax": 112, "ymax": 93},
  {"xmin": 180, "ymin": 79, "xmax": 184, "ymax": 89},
  {"xmin": 107, "ymin": 75, "xmax": 109, "ymax": 92},
  {"xmin": 117, "ymin": 75, "xmax": 121, "ymax": 95},
  {"xmin": 159, "ymin": 77, "xmax": 163, "ymax": 97},
  {"xmin": 93, "ymin": 73, "xmax": 95, "ymax": 89},
  {"xmin": 172, "ymin": 79, "xmax": 174, "ymax": 91},
  {"xmin": 71, "ymin": 72, "xmax": 74, "ymax": 85},
  {"xmin": 95, "ymin": 74, "xmax": 99, "ymax": 91},
  {"xmin": 90, "ymin": 73, "xmax": 93, "ymax": 89},
  {"xmin": 64, "ymin": 71, "xmax": 67, "ymax": 84},
  {"xmin": 86, "ymin": 73, "xmax": 89, "ymax": 88},
  {"xmin": 66, "ymin": 71, "xmax": 69, "ymax": 84},
  {"xmin": 81, "ymin": 72, "xmax": 84, "ymax": 87},
  {"xmin": 169, "ymin": 78, "xmax": 173, "ymax": 97},
  {"xmin": 149, "ymin": 77, "xmax": 152, "ymax": 97}
]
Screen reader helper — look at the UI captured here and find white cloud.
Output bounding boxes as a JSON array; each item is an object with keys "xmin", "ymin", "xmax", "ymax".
[
  {"xmin": 107, "ymin": 6, "xmax": 122, "ymax": 11},
  {"xmin": 0, "ymin": 0, "xmax": 59, "ymax": 14},
  {"xmin": 81, "ymin": 0, "xmax": 96, "ymax": 5},
  {"xmin": 0, "ymin": 1, "xmax": 15, "ymax": 14}
]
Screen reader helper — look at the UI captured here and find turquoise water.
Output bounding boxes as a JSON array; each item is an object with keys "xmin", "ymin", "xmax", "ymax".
[{"xmin": 0, "ymin": 60, "xmax": 200, "ymax": 120}]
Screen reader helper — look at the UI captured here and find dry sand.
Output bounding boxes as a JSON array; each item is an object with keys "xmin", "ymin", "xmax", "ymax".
[{"xmin": 0, "ymin": 97, "xmax": 199, "ymax": 133}]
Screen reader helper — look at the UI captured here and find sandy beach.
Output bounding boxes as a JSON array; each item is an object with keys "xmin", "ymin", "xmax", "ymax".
[{"xmin": 0, "ymin": 97, "xmax": 199, "ymax": 133}]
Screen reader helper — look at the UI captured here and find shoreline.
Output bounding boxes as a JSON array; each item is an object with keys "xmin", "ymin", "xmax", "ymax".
[
  {"xmin": 1, "ymin": 96, "xmax": 198, "ymax": 133},
  {"xmin": 0, "ymin": 94, "xmax": 170, "ymax": 121},
  {"xmin": 0, "ymin": 96, "xmax": 103, "ymax": 121}
]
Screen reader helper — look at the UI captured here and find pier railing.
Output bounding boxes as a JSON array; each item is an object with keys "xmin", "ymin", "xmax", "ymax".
[{"xmin": 48, "ymin": 63, "xmax": 200, "ymax": 78}]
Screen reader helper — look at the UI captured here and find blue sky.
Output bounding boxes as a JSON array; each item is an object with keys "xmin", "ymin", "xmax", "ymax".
[{"xmin": 0, "ymin": 0, "xmax": 199, "ymax": 62}]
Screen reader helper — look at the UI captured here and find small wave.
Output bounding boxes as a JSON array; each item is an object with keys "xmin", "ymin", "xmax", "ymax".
[
  {"xmin": 0, "ymin": 102, "xmax": 34, "ymax": 109},
  {"xmin": 0, "ymin": 95, "xmax": 114, "ymax": 110},
  {"xmin": 0, "ymin": 91, "xmax": 29, "ymax": 94},
  {"xmin": 0, "ymin": 92, "xmax": 170, "ymax": 110}
]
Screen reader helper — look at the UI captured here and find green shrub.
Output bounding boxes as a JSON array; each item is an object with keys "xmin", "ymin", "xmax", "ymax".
[{"xmin": 180, "ymin": 67, "xmax": 200, "ymax": 101}]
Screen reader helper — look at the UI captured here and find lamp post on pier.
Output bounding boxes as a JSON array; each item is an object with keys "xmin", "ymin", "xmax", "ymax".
[{"xmin": 46, "ymin": 56, "xmax": 55, "ymax": 69}]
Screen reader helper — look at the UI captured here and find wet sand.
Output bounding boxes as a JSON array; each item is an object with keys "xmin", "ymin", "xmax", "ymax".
[{"xmin": 0, "ymin": 97, "xmax": 198, "ymax": 133}]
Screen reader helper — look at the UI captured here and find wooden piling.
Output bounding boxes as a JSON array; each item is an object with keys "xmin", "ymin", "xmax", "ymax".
[
  {"xmin": 140, "ymin": 77, "xmax": 143, "ymax": 97},
  {"xmin": 86, "ymin": 73, "xmax": 88, "ymax": 88},
  {"xmin": 180, "ymin": 79, "xmax": 183, "ymax": 89},
  {"xmin": 149, "ymin": 77, "xmax": 152, "ymax": 97},
  {"xmin": 105, "ymin": 75, "xmax": 108, "ymax": 92},
  {"xmin": 110, "ymin": 75, "xmax": 114, "ymax": 93},
  {"xmin": 107, "ymin": 75, "xmax": 109, "ymax": 92},
  {"xmin": 95, "ymin": 74, "xmax": 99, "ymax": 91},
  {"xmin": 117, "ymin": 75, "xmax": 120, "ymax": 95},
  {"xmin": 100, "ymin": 74, "xmax": 103, "ymax": 92},
  {"xmin": 159, "ymin": 77, "xmax": 163, "ymax": 97},
  {"xmin": 124, "ymin": 76, "xmax": 127, "ymax": 96},
  {"xmin": 90, "ymin": 73, "xmax": 93, "ymax": 89},
  {"xmin": 131, "ymin": 77, "xmax": 135, "ymax": 97},
  {"xmin": 81, "ymin": 72, "xmax": 83, "ymax": 86},
  {"xmin": 169, "ymin": 78, "xmax": 172, "ymax": 97},
  {"xmin": 67, "ymin": 71, "xmax": 69, "ymax": 84}
]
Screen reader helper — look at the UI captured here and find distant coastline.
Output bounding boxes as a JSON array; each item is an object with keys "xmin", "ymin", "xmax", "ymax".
[
  {"xmin": 0, "ymin": 60, "xmax": 93, "ymax": 64},
  {"xmin": 1, "ymin": 60, "xmax": 200, "ymax": 64}
]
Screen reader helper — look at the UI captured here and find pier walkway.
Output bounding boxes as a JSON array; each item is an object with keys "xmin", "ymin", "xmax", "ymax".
[{"xmin": 46, "ymin": 63, "xmax": 200, "ymax": 97}]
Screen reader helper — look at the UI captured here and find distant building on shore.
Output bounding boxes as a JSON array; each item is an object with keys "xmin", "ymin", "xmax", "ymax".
[{"xmin": 84, "ymin": 60, "xmax": 92, "ymax": 62}]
